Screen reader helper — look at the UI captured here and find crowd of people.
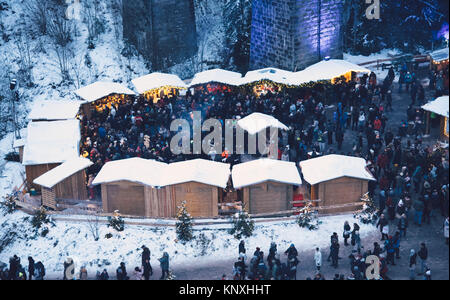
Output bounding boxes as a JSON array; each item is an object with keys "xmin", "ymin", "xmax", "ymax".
[{"xmin": 2, "ymin": 61, "xmax": 448, "ymax": 280}]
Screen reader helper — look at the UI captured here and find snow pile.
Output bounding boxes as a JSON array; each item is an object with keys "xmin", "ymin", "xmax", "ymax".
[{"xmin": 0, "ymin": 210, "xmax": 377, "ymax": 279}]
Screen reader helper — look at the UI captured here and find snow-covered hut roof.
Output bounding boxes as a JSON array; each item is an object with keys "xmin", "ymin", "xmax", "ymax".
[
  {"xmin": 28, "ymin": 100, "xmax": 82, "ymax": 121},
  {"xmin": 162, "ymin": 159, "xmax": 231, "ymax": 188},
  {"xmin": 289, "ymin": 59, "xmax": 371, "ymax": 85},
  {"xmin": 33, "ymin": 157, "xmax": 93, "ymax": 189},
  {"xmin": 189, "ymin": 69, "xmax": 243, "ymax": 87},
  {"xmin": 241, "ymin": 67, "xmax": 293, "ymax": 86},
  {"xmin": 232, "ymin": 159, "xmax": 302, "ymax": 189},
  {"xmin": 22, "ymin": 120, "xmax": 81, "ymax": 166},
  {"xmin": 131, "ymin": 72, "xmax": 188, "ymax": 94},
  {"xmin": 13, "ymin": 129, "xmax": 28, "ymax": 149},
  {"xmin": 92, "ymin": 158, "xmax": 168, "ymax": 187},
  {"xmin": 237, "ymin": 113, "xmax": 289, "ymax": 135},
  {"xmin": 421, "ymin": 96, "xmax": 449, "ymax": 118},
  {"xmin": 299, "ymin": 154, "xmax": 375, "ymax": 185},
  {"xmin": 74, "ymin": 81, "xmax": 136, "ymax": 103},
  {"xmin": 430, "ymin": 48, "xmax": 449, "ymax": 62}
]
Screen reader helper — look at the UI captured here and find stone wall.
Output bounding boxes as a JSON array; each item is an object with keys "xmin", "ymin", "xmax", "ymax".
[
  {"xmin": 250, "ymin": 0, "xmax": 344, "ymax": 71},
  {"xmin": 123, "ymin": 0, "xmax": 197, "ymax": 70}
]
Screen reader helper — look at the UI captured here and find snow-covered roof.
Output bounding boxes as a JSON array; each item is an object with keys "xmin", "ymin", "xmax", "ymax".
[
  {"xmin": 162, "ymin": 159, "xmax": 231, "ymax": 188},
  {"xmin": 232, "ymin": 158, "xmax": 302, "ymax": 189},
  {"xmin": 92, "ymin": 158, "xmax": 230, "ymax": 189},
  {"xmin": 33, "ymin": 157, "xmax": 93, "ymax": 189},
  {"xmin": 13, "ymin": 129, "xmax": 28, "ymax": 148},
  {"xmin": 22, "ymin": 120, "xmax": 81, "ymax": 166},
  {"xmin": 422, "ymin": 96, "xmax": 449, "ymax": 118},
  {"xmin": 189, "ymin": 69, "xmax": 243, "ymax": 87},
  {"xmin": 132, "ymin": 72, "xmax": 188, "ymax": 94},
  {"xmin": 430, "ymin": 48, "xmax": 449, "ymax": 62},
  {"xmin": 92, "ymin": 158, "xmax": 168, "ymax": 187},
  {"xmin": 289, "ymin": 59, "xmax": 371, "ymax": 85},
  {"xmin": 299, "ymin": 154, "xmax": 375, "ymax": 185},
  {"xmin": 241, "ymin": 67, "xmax": 293, "ymax": 85},
  {"xmin": 74, "ymin": 81, "xmax": 136, "ymax": 103},
  {"xmin": 28, "ymin": 100, "xmax": 82, "ymax": 121},
  {"xmin": 237, "ymin": 113, "xmax": 289, "ymax": 135}
]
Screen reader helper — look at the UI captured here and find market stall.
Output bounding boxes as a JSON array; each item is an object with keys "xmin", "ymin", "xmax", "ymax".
[
  {"xmin": 74, "ymin": 81, "xmax": 136, "ymax": 118},
  {"xmin": 132, "ymin": 72, "xmax": 188, "ymax": 103},
  {"xmin": 189, "ymin": 68, "xmax": 242, "ymax": 93},
  {"xmin": 240, "ymin": 67, "xmax": 294, "ymax": 96},
  {"xmin": 28, "ymin": 100, "xmax": 82, "ymax": 122},
  {"xmin": 422, "ymin": 95, "xmax": 449, "ymax": 140},
  {"xmin": 299, "ymin": 154, "xmax": 375, "ymax": 214},
  {"xmin": 232, "ymin": 159, "xmax": 302, "ymax": 214},
  {"xmin": 430, "ymin": 47, "xmax": 449, "ymax": 72}
]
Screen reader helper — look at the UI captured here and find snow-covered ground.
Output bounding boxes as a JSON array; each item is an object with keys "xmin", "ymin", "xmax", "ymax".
[{"xmin": 0, "ymin": 208, "xmax": 377, "ymax": 279}]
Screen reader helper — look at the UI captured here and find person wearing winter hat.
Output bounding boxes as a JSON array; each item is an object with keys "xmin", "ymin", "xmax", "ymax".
[
  {"xmin": 409, "ymin": 249, "xmax": 417, "ymax": 280},
  {"xmin": 314, "ymin": 248, "xmax": 322, "ymax": 272}
]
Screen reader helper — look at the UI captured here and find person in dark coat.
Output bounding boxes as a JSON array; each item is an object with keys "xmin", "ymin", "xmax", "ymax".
[
  {"xmin": 376, "ymin": 214, "xmax": 389, "ymax": 240},
  {"xmin": 284, "ymin": 244, "xmax": 298, "ymax": 260},
  {"xmin": 98, "ymin": 269, "xmax": 109, "ymax": 280},
  {"xmin": 27, "ymin": 257, "xmax": 35, "ymax": 280},
  {"xmin": 158, "ymin": 252, "xmax": 170, "ymax": 280},
  {"xmin": 239, "ymin": 240, "xmax": 246, "ymax": 256},
  {"xmin": 116, "ymin": 262, "xmax": 129, "ymax": 280}
]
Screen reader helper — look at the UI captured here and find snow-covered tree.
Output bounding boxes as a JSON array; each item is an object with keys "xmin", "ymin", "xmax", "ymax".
[
  {"xmin": 229, "ymin": 208, "xmax": 254, "ymax": 239},
  {"xmin": 354, "ymin": 193, "xmax": 378, "ymax": 225},
  {"xmin": 176, "ymin": 201, "xmax": 194, "ymax": 242},
  {"xmin": 296, "ymin": 202, "xmax": 321, "ymax": 231},
  {"xmin": 107, "ymin": 210, "xmax": 125, "ymax": 232}
]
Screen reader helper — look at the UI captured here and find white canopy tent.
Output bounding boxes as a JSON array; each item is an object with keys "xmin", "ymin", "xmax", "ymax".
[
  {"xmin": 74, "ymin": 81, "xmax": 136, "ymax": 103},
  {"xmin": 22, "ymin": 120, "xmax": 81, "ymax": 166},
  {"xmin": 299, "ymin": 154, "xmax": 375, "ymax": 185},
  {"xmin": 241, "ymin": 67, "xmax": 293, "ymax": 86},
  {"xmin": 237, "ymin": 113, "xmax": 289, "ymax": 135},
  {"xmin": 421, "ymin": 96, "xmax": 449, "ymax": 118},
  {"xmin": 28, "ymin": 100, "xmax": 82, "ymax": 121},
  {"xmin": 232, "ymin": 158, "xmax": 302, "ymax": 189},
  {"xmin": 189, "ymin": 69, "xmax": 242, "ymax": 87},
  {"xmin": 33, "ymin": 157, "xmax": 93, "ymax": 189},
  {"xmin": 289, "ymin": 59, "xmax": 371, "ymax": 85},
  {"xmin": 131, "ymin": 72, "xmax": 188, "ymax": 94}
]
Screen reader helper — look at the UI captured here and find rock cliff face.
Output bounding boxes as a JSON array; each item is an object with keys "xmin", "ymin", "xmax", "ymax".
[
  {"xmin": 123, "ymin": 0, "xmax": 197, "ymax": 70},
  {"xmin": 250, "ymin": 0, "xmax": 344, "ymax": 71}
]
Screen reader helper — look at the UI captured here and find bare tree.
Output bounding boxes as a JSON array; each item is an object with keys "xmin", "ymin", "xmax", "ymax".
[
  {"xmin": 13, "ymin": 31, "xmax": 34, "ymax": 85},
  {"xmin": 24, "ymin": 0, "xmax": 49, "ymax": 35},
  {"xmin": 86, "ymin": 208, "xmax": 102, "ymax": 241}
]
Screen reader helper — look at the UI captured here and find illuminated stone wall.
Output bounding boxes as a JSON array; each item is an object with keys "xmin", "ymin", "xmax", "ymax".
[
  {"xmin": 250, "ymin": 0, "xmax": 344, "ymax": 71},
  {"xmin": 123, "ymin": 0, "xmax": 197, "ymax": 70}
]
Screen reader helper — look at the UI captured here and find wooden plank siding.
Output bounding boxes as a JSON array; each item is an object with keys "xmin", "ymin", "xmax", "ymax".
[
  {"xmin": 53, "ymin": 170, "xmax": 88, "ymax": 201},
  {"xmin": 244, "ymin": 181, "xmax": 293, "ymax": 214},
  {"xmin": 316, "ymin": 176, "xmax": 369, "ymax": 214},
  {"xmin": 26, "ymin": 163, "xmax": 60, "ymax": 190},
  {"xmin": 172, "ymin": 182, "xmax": 219, "ymax": 218}
]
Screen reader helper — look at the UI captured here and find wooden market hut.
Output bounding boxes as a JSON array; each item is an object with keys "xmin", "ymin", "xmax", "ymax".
[
  {"xmin": 422, "ymin": 95, "xmax": 449, "ymax": 140},
  {"xmin": 28, "ymin": 100, "xmax": 82, "ymax": 122},
  {"xmin": 131, "ymin": 72, "xmax": 188, "ymax": 103},
  {"xmin": 92, "ymin": 158, "xmax": 230, "ymax": 218},
  {"xmin": 162, "ymin": 159, "xmax": 231, "ymax": 218},
  {"xmin": 33, "ymin": 157, "xmax": 93, "ymax": 210},
  {"xmin": 430, "ymin": 48, "xmax": 449, "ymax": 72},
  {"xmin": 299, "ymin": 155, "xmax": 375, "ymax": 214},
  {"xmin": 92, "ymin": 158, "xmax": 170, "ymax": 217},
  {"xmin": 74, "ymin": 81, "xmax": 136, "ymax": 118},
  {"xmin": 240, "ymin": 67, "xmax": 294, "ymax": 96},
  {"xmin": 22, "ymin": 120, "xmax": 81, "ymax": 191},
  {"xmin": 189, "ymin": 68, "xmax": 242, "ymax": 93},
  {"xmin": 231, "ymin": 159, "xmax": 302, "ymax": 215}
]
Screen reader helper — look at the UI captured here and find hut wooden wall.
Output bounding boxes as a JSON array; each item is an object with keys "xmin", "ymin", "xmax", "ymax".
[
  {"xmin": 147, "ymin": 186, "xmax": 176, "ymax": 218},
  {"xmin": 19, "ymin": 146, "xmax": 24, "ymax": 163},
  {"xmin": 101, "ymin": 181, "xmax": 146, "ymax": 216},
  {"xmin": 243, "ymin": 181, "xmax": 293, "ymax": 214},
  {"xmin": 171, "ymin": 182, "xmax": 219, "ymax": 218},
  {"xmin": 317, "ymin": 177, "xmax": 368, "ymax": 214},
  {"xmin": 54, "ymin": 170, "xmax": 88, "ymax": 201},
  {"xmin": 26, "ymin": 163, "xmax": 60, "ymax": 190},
  {"xmin": 440, "ymin": 116, "xmax": 449, "ymax": 140}
]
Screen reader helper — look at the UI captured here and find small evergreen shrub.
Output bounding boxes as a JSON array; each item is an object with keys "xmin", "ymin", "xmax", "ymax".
[{"xmin": 229, "ymin": 209, "xmax": 254, "ymax": 239}]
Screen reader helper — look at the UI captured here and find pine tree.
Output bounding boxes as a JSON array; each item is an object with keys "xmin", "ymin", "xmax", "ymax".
[
  {"xmin": 1, "ymin": 193, "xmax": 18, "ymax": 214},
  {"xmin": 354, "ymin": 193, "xmax": 378, "ymax": 225},
  {"xmin": 176, "ymin": 201, "xmax": 193, "ymax": 242},
  {"xmin": 296, "ymin": 202, "xmax": 321, "ymax": 231},
  {"xmin": 107, "ymin": 210, "xmax": 125, "ymax": 232},
  {"xmin": 229, "ymin": 209, "xmax": 254, "ymax": 239}
]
